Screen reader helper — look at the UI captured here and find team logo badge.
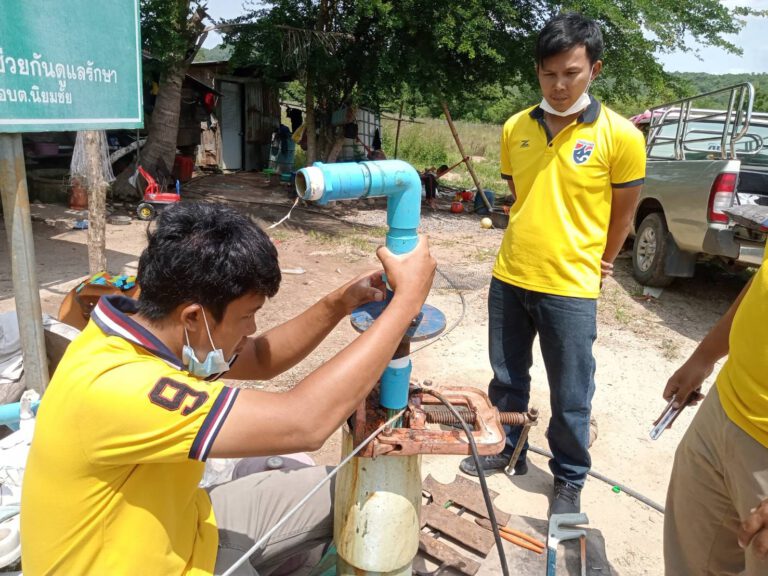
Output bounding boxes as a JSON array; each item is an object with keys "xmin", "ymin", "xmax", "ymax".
[{"xmin": 573, "ymin": 140, "xmax": 595, "ymax": 164}]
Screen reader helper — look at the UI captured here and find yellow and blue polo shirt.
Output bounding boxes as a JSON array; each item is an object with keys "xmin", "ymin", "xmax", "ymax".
[
  {"xmin": 494, "ymin": 97, "xmax": 646, "ymax": 298},
  {"xmin": 21, "ymin": 296, "xmax": 239, "ymax": 575},
  {"xmin": 717, "ymin": 250, "xmax": 768, "ymax": 447}
]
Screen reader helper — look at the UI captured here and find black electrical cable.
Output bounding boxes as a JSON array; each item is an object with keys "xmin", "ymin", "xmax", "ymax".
[
  {"xmin": 526, "ymin": 445, "xmax": 665, "ymax": 514},
  {"xmin": 413, "ymin": 387, "xmax": 510, "ymax": 576}
]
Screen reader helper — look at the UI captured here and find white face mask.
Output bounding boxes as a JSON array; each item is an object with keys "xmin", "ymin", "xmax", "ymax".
[
  {"xmin": 182, "ymin": 308, "xmax": 231, "ymax": 378},
  {"xmin": 540, "ymin": 66, "xmax": 595, "ymax": 117}
]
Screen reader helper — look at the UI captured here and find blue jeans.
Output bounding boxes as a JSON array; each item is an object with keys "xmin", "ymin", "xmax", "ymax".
[{"xmin": 488, "ymin": 277, "xmax": 597, "ymax": 487}]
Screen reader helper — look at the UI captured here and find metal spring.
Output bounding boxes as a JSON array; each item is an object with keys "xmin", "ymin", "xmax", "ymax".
[{"xmin": 423, "ymin": 409, "xmax": 528, "ymax": 426}]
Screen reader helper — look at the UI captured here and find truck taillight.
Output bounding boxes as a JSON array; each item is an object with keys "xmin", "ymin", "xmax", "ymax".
[{"xmin": 708, "ymin": 172, "xmax": 737, "ymax": 224}]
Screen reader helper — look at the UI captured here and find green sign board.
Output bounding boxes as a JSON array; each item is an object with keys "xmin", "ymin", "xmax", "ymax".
[{"xmin": 0, "ymin": 0, "xmax": 143, "ymax": 132}]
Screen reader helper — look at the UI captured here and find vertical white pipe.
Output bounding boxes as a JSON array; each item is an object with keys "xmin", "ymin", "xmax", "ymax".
[{"xmin": 335, "ymin": 429, "xmax": 421, "ymax": 575}]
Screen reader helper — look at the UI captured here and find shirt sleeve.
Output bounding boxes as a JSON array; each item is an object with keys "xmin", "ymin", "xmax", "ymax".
[
  {"xmin": 610, "ymin": 120, "xmax": 647, "ymax": 188},
  {"xmin": 499, "ymin": 116, "xmax": 516, "ymax": 180},
  {"xmin": 78, "ymin": 365, "xmax": 239, "ymax": 465}
]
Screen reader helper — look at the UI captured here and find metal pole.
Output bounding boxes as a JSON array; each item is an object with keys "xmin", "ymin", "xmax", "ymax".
[
  {"xmin": 441, "ymin": 101, "xmax": 492, "ymax": 212},
  {"xmin": 0, "ymin": 133, "xmax": 49, "ymax": 394},
  {"xmin": 394, "ymin": 100, "xmax": 404, "ymax": 159}
]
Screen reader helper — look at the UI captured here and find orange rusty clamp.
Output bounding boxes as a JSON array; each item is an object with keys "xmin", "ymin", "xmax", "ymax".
[{"xmin": 349, "ymin": 385, "xmax": 511, "ymax": 458}]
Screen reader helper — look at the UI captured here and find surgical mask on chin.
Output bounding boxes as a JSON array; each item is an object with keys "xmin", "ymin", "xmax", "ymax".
[
  {"xmin": 182, "ymin": 308, "xmax": 231, "ymax": 378},
  {"xmin": 540, "ymin": 68, "xmax": 594, "ymax": 117}
]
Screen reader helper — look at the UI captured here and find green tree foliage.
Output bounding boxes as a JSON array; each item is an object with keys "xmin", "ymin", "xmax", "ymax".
[
  {"xmin": 225, "ymin": 0, "xmax": 762, "ymax": 128},
  {"xmin": 194, "ymin": 44, "xmax": 234, "ymax": 62},
  {"xmin": 141, "ymin": 0, "xmax": 207, "ymax": 75},
  {"xmin": 671, "ymin": 72, "xmax": 768, "ymax": 112}
]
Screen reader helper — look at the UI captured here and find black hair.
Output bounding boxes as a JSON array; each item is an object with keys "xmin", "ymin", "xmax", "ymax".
[
  {"xmin": 535, "ymin": 13, "xmax": 603, "ymax": 67},
  {"xmin": 136, "ymin": 202, "xmax": 281, "ymax": 322}
]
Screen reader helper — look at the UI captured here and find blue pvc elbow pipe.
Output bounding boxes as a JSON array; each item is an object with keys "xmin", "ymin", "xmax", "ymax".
[
  {"xmin": 295, "ymin": 160, "xmax": 422, "ymax": 409},
  {"xmin": 295, "ymin": 160, "xmax": 422, "ymax": 256}
]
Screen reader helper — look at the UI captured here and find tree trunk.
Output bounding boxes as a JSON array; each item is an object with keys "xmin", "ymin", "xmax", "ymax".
[
  {"xmin": 113, "ymin": 65, "xmax": 187, "ymax": 200},
  {"xmin": 326, "ymin": 131, "xmax": 345, "ymax": 163},
  {"xmin": 82, "ymin": 131, "xmax": 108, "ymax": 273},
  {"xmin": 304, "ymin": 80, "xmax": 317, "ymax": 165}
]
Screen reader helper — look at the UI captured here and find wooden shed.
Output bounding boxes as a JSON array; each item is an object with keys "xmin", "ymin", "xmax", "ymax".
[{"xmin": 188, "ymin": 61, "xmax": 281, "ymax": 172}]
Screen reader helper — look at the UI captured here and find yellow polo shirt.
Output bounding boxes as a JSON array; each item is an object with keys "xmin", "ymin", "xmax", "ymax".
[
  {"xmin": 494, "ymin": 97, "xmax": 646, "ymax": 298},
  {"xmin": 717, "ymin": 251, "xmax": 768, "ymax": 447},
  {"xmin": 21, "ymin": 296, "xmax": 240, "ymax": 575}
]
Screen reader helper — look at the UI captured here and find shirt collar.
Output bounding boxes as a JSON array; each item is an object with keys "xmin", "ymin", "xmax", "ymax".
[
  {"xmin": 529, "ymin": 95, "xmax": 601, "ymax": 124},
  {"xmin": 92, "ymin": 295, "xmax": 184, "ymax": 370}
]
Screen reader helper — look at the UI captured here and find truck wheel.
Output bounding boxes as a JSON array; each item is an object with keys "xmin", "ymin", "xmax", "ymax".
[{"xmin": 633, "ymin": 213, "xmax": 674, "ymax": 287}]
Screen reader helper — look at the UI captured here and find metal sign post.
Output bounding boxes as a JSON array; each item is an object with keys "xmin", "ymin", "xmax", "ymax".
[
  {"xmin": 0, "ymin": 0, "xmax": 144, "ymax": 393},
  {"xmin": 0, "ymin": 134, "xmax": 49, "ymax": 393}
]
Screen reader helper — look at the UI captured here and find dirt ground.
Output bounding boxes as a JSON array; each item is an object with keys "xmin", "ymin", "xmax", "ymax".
[{"xmin": 0, "ymin": 173, "xmax": 749, "ymax": 575}]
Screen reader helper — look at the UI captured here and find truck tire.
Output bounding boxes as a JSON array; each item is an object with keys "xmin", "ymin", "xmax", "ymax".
[{"xmin": 632, "ymin": 212, "xmax": 674, "ymax": 287}]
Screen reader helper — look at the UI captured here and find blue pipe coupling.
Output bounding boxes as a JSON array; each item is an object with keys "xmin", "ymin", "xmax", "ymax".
[
  {"xmin": 379, "ymin": 357, "xmax": 412, "ymax": 410},
  {"xmin": 295, "ymin": 160, "xmax": 422, "ymax": 256},
  {"xmin": 0, "ymin": 400, "xmax": 40, "ymax": 428}
]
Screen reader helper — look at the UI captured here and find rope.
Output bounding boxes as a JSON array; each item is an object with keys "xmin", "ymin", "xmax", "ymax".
[
  {"xmin": 267, "ymin": 197, "xmax": 300, "ymax": 229},
  {"xmin": 221, "ymin": 408, "xmax": 407, "ymax": 576}
]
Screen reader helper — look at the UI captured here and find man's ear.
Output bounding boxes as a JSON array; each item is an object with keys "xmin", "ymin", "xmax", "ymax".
[
  {"xmin": 591, "ymin": 60, "xmax": 603, "ymax": 80},
  {"xmin": 180, "ymin": 303, "xmax": 203, "ymax": 332}
]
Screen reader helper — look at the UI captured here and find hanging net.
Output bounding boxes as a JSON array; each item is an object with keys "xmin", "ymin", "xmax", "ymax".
[{"xmin": 70, "ymin": 131, "xmax": 115, "ymax": 186}]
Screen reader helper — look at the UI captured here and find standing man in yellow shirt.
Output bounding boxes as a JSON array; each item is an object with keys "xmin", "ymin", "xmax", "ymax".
[
  {"xmin": 663, "ymin": 250, "xmax": 768, "ymax": 575},
  {"xmin": 459, "ymin": 13, "xmax": 646, "ymax": 517},
  {"xmin": 21, "ymin": 202, "xmax": 436, "ymax": 575}
]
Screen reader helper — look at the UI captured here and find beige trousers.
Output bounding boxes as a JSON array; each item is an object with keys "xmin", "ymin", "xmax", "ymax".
[
  {"xmin": 210, "ymin": 466, "xmax": 334, "ymax": 576},
  {"xmin": 665, "ymin": 387, "xmax": 768, "ymax": 575}
]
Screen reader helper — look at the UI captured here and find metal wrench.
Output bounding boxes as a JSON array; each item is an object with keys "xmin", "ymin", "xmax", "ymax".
[{"xmin": 547, "ymin": 512, "xmax": 589, "ymax": 576}]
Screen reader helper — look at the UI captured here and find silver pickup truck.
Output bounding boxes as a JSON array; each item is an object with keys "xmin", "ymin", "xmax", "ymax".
[{"xmin": 630, "ymin": 83, "xmax": 768, "ymax": 286}]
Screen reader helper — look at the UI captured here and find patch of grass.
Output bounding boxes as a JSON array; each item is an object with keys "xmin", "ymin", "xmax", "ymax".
[
  {"xmin": 472, "ymin": 247, "xmax": 497, "ymax": 262},
  {"xmin": 381, "ymin": 117, "xmax": 510, "ymax": 199},
  {"xmin": 659, "ymin": 337, "xmax": 681, "ymax": 361},
  {"xmin": 613, "ymin": 305, "xmax": 632, "ymax": 326},
  {"xmin": 347, "ymin": 235, "xmax": 375, "ymax": 252},
  {"xmin": 307, "ymin": 230, "xmax": 337, "ymax": 245},
  {"xmin": 307, "ymin": 229, "xmax": 377, "ymax": 253},
  {"xmin": 269, "ymin": 229, "xmax": 294, "ymax": 242}
]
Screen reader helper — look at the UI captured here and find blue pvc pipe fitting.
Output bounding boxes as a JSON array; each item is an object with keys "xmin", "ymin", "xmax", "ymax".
[
  {"xmin": 295, "ymin": 160, "xmax": 423, "ymax": 410},
  {"xmin": 0, "ymin": 400, "xmax": 40, "ymax": 428},
  {"xmin": 295, "ymin": 160, "xmax": 421, "ymax": 255},
  {"xmin": 380, "ymin": 357, "xmax": 412, "ymax": 410}
]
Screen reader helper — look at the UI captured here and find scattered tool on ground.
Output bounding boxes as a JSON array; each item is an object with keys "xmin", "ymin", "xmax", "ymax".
[
  {"xmin": 547, "ymin": 513, "xmax": 588, "ymax": 576},
  {"xmin": 475, "ymin": 518, "xmax": 545, "ymax": 554},
  {"xmin": 506, "ymin": 407, "xmax": 539, "ymax": 475}
]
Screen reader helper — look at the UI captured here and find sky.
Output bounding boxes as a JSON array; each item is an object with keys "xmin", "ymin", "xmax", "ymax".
[{"xmin": 203, "ymin": 0, "xmax": 768, "ymax": 74}]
